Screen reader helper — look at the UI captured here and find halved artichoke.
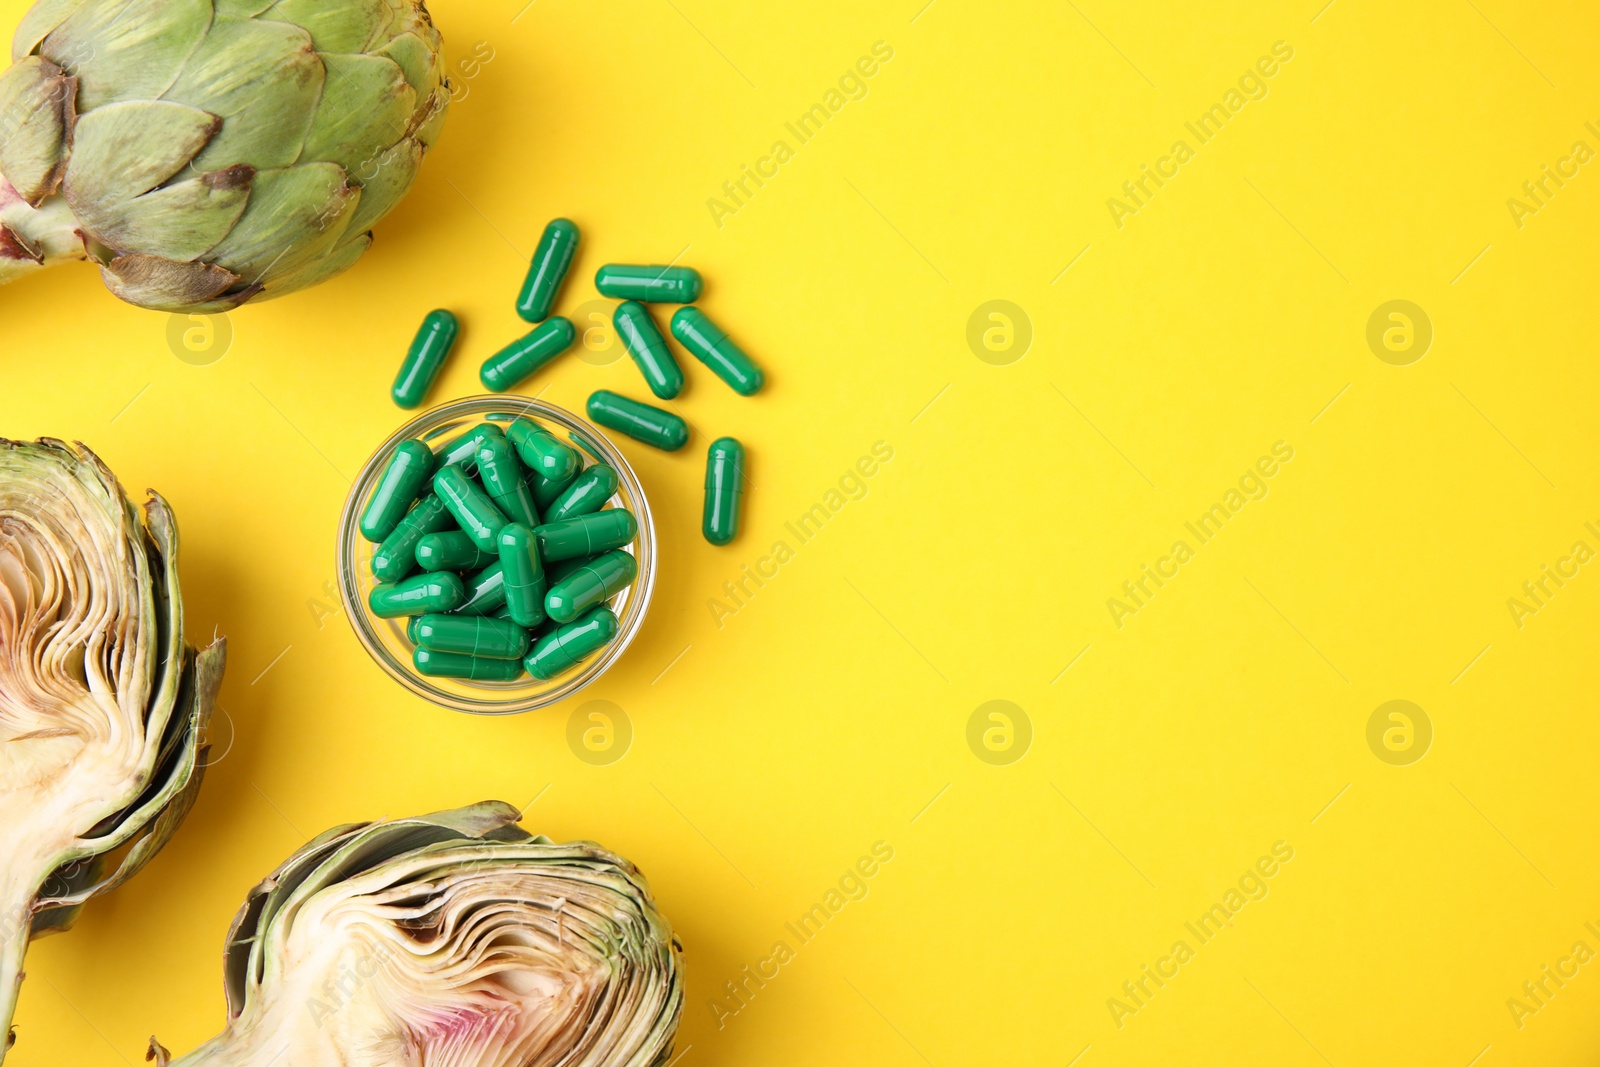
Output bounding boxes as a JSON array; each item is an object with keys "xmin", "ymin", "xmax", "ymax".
[
  {"xmin": 0, "ymin": 438, "xmax": 224, "ymax": 1061},
  {"xmin": 151, "ymin": 802, "xmax": 684, "ymax": 1067}
]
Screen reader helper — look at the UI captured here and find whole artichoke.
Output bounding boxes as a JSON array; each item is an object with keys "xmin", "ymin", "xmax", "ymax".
[
  {"xmin": 0, "ymin": 439, "xmax": 224, "ymax": 1062},
  {"xmin": 150, "ymin": 802, "xmax": 685, "ymax": 1067},
  {"xmin": 0, "ymin": 0, "xmax": 449, "ymax": 313}
]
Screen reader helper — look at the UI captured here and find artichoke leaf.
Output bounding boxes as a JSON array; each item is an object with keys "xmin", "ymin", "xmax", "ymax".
[
  {"xmin": 299, "ymin": 53, "xmax": 415, "ymax": 177},
  {"xmin": 203, "ymin": 163, "xmax": 357, "ymax": 284},
  {"xmin": 98, "ymin": 254, "xmax": 239, "ymax": 311},
  {"xmin": 86, "ymin": 165, "xmax": 254, "ymax": 260},
  {"xmin": 264, "ymin": 0, "xmax": 392, "ymax": 54},
  {"xmin": 62, "ymin": 99, "xmax": 219, "ymax": 207},
  {"xmin": 10, "ymin": 0, "xmax": 85, "ymax": 63},
  {"xmin": 41, "ymin": 0, "xmax": 211, "ymax": 110},
  {"xmin": 255, "ymin": 231, "xmax": 368, "ymax": 302},
  {"xmin": 162, "ymin": 15, "xmax": 324, "ymax": 173},
  {"xmin": 0, "ymin": 57, "xmax": 74, "ymax": 205}
]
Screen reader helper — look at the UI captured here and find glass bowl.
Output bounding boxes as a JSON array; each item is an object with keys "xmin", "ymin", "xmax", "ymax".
[{"xmin": 337, "ymin": 395, "xmax": 656, "ymax": 715}]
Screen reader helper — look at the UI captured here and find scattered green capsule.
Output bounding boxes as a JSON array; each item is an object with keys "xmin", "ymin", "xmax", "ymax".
[
  {"xmin": 371, "ymin": 495, "xmax": 453, "ymax": 582},
  {"xmin": 498, "ymin": 523, "xmax": 547, "ymax": 628},
  {"xmin": 481, "ymin": 317, "xmax": 577, "ymax": 392},
  {"xmin": 524, "ymin": 606, "xmax": 621, "ymax": 679},
  {"xmin": 507, "ymin": 418, "xmax": 579, "ymax": 481},
  {"xmin": 614, "ymin": 301, "xmax": 684, "ymax": 400},
  {"xmin": 435, "ymin": 423, "xmax": 504, "ymax": 469},
  {"xmin": 415, "ymin": 613, "xmax": 530, "ymax": 660},
  {"xmin": 703, "ymin": 437, "xmax": 745, "ymax": 546},
  {"xmin": 586, "ymin": 390, "xmax": 689, "ymax": 451},
  {"xmin": 670, "ymin": 307, "xmax": 765, "ymax": 396},
  {"xmin": 392, "ymin": 309, "xmax": 459, "ymax": 409},
  {"xmin": 544, "ymin": 464, "xmax": 618, "ymax": 523},
  {"xmin": 433, "ymin": 465, "xmax": 508, "ymax": 551},
  {"xmin": 535, "ymin": 509, "xmax": 638, "ymax": 561},
  {"xmin": 595, "ymin": 264, "xmax": 702, "ymax": 304},
  {"xmin": 516, "ymin": 218, "xmax": 580, "ymax": 323},
  {"xmin": 414, "ymin": 647, "xmax": 526, "ymax": 682},
  {"xmin": 415, "ymin": 530, "xmax": 495, "ymax": 572},
  {"xmin": 359, "ymin": 440, "xmax": 435, "ymax": 543},
  {"xmin": 545, "ymin": 549, "xmax": 638, "ymax": 624},
  {"xmin": 476, "ymin": 436, "xmax": 538, "ymax": 526},
  {"xmin": 452, "ymin": 561, "xmax": 507, "ymax": 616},
  {"xmin": 369, "ymin": 572, "xmax": 465, "ymax": 618}
]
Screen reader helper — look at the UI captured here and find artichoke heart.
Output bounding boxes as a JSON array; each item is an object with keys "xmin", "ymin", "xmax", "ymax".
[
  {"xmin": 151, "ymin": 802, "xmax": 685, "ymax": 1067},
  {"xmin": 0, "ymin": 438, "xmax": 224, "ymax": 1062},
  {"xmin": 0, "ymin": 0, "xmax": 450, "ymax": 312}
]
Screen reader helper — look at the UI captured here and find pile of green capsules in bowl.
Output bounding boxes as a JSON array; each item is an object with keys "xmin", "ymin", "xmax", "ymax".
[{"xmin": 359, "ymin": 419, "xmax": 638, "ymax": 682}]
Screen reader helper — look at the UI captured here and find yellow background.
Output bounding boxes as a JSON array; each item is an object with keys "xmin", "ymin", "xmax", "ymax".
[{"xmin": 4, "ymin": 0, "xmax": 1599, "ymax": 1063}]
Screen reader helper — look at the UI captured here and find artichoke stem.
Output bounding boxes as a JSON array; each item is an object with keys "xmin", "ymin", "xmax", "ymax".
[
  {"xmin": 0, "ymin": 170, "xmax": 90, "ymax": 288},
  {"xmin": 0, "ymin": 895, "xmax": 30, "ymax": 1066}
]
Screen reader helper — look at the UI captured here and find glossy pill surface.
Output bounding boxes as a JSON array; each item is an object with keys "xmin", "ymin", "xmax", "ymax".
[
  {"xmin": 535, "ymin": 509, "xmax": 638, "ymax": 561},
  {"xmin": 516, "ymin": 218, "xmax": 580, "ymax": 323},
  {"xmin": 507, "ymin": 418, "xmax": 579, "ymax": 481},
  {"xmin": 524, "ymin": 606, "xmax": 621, "ymax": 679},
  {"xmin": 359, "ymin": 440, "xmax": 435, "ymax": 542},
  {"xmin": 670, "ymin": 307, "xmax": 765, "ymax": 396},
  {"xmin": 476, "ymin": 436, "xmax": 538, "ymax": 527},
  {"xmin": 435, "ymin": 423, "xmax": 504, "ymax": 469},
  {"xmin": 414, "ymin": 647, "xmax": 526, "ymax": 682},
  {"xmin": 433, "ymin": 465, "xmax": 509, "ymax": 551},
  {"xmin": 452, "ymin": 561, "xmax": 507, "ymax": 616},
  {"xmin": 614, "ymin": 301, "xmax": 684, "ymax": 399},
  {"xmin": 371, "ymin": 494, "xmax": 453, "ymax": 582},
  {"xmin": 586, "ymin": 390, "xmax": 689, "ymax": 451},
  {"xmin": 594, "ymin": 264, "xmax": 702, "ymax": 304},
  {"xmin": 415, "ymin": 613, "xmax": 529, "ymax": 660},
  {"xmin": 703, "ymin": 437, "xmax": 745, "ymax": 545},
  {"xmin": 498, "ymin": 523, "xmax": 547, "ymax": 628},
  {"xmin": 369, "ymin": 572, "xmax": 465, "ymax": 618},
  {"xmin": 481, "ymin": 317, "xmax": 577, "ymax": 392},
  {"xmin": 545, "ymin": 549, "xmax": 638, "ymax": 623},
  {"xmin": 544, "ymin": 464, "xmax": 619, "ymax": 523},
  {"xmin": 392, "ymin": 310, "xmax": 459, "ymax": 409},
  {"xmin": 415, "ymin": 530, "xmax": 494, "ymax": 572}
]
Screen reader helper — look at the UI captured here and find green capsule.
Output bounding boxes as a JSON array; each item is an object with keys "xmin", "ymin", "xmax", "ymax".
[
  {"xmin": 435, "ymin": 423, "xmax": 504, "ymax": 469},
  {"xmin": 392, "ymin": 309, "xmax": 459, "ymax": 409},
  {"xmin": 369, "ymin": 572, "xmax": 465, "ymax": 618},
  {"xmin": 586, "ymin": 390, "xmax": 689, "ymax": 451},
  {"xmin": 524, "ymin": 606, "xmax": 621, "ymax": 680},
  {"xmin": 545, "ymin": 549, "xmax": 638, "ymax": 623},
  {"xmin": 415, "ymin": 530, "xmax": 495, "ymax": 572},
  {"xmin": 544, "ymin": 553, "xmax": 593, "ymax": 587},
  {"xmin": 498, "ymin": 523, "xmax": 547, "ymax": 628},
  {"xmin": 414, "ymin": 647, "xmax": 526, "ymax": 682},
  {"xmin": 594, "ymin": 264, "xmax": 702, "ymax": 304},
  {"xmin": 481, "ymin": 317, "xmax": 577, "ymax": 392},
  {"xmin": 545, "ymin": 464, "xmax": 619, "ymax": 523},
  {"xmin": 406, "ymin": 615, "xmax": 423, "ymax": 643},
  {"xmin": 372, "ymin": 495, "xmax": 453, "ymax": 582},
  {"xmin": 614, "ymin": 301, "xmax": 684, "ymax": 400},
  {"xmin": 535, "ymin": 509, "xmax": 638, "ymax": 561},
  {"xmin": 568, "ymin": 431, "xmax": 606, "ymax": 463},
  {"xmin": 531, "ymin": 466, "xmax": 582, "ymax": 512},
  {"xmin": 415, "ymin": 613, "xmax": 530, "ymax": 660},
  {"xmin": 359, "ymin": 440, "xmax": 435, "ymax": 543},
  {"xmin": 516, "ymin": 218, "xmax": 580, "ymax": 323},
  {"xmin": 507, "ymin": 418, "xmax": 579, "ymax": 482},
  {"xmin": 703, "ymin": 437, "xmax": 745, "ymax": 546},
  {"xmin": 433, "ymin": 465, "xmax": 509, "ymax": 551},
  {"xmin": 670, "ymin": 307, "xmax": 765, "ymax": 396},
  {"xmin": 452, "ymin": 561, "xmax": 508, "ymax": 616},
  {"xmin": 475, "ymin": 436, "xmax": 538, "ymax": 527}
]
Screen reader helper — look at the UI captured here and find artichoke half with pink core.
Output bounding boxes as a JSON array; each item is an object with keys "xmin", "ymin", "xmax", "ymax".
[
  {"xmin": 0, "ymin": 438, "xmax": 225, "ymax": 1062},
  {"xmin": 0, "ymin": 0, "xmax": 450, "ymax": 313},
  {"xmin": 149, "ymin": 801, "xmax": 685, "ymax": 1067}
]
